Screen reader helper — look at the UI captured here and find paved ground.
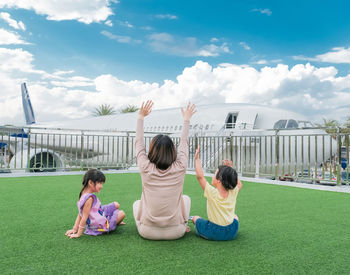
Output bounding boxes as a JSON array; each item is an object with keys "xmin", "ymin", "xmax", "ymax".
[{"xmin": 1, "ymin": 169, "xmax": 350, "ymax": 193}]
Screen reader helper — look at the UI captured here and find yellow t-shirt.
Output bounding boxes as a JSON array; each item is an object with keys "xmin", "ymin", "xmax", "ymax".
[{"xmin": 204, "ymin": 182, "xmax": 239, "ymax": 226}]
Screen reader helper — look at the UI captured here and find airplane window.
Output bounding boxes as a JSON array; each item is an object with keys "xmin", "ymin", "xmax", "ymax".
[
  {"xmin": 225, "ymin": 113, "xmax": 238, "ymax": 129},
  {"xmin": 205, "ymin": 124, "xmax": 209, "ymax": 130},
  {"xmin": 199, "ymin": 124, "xmax": 203, "ymax": 130},
  {"xmin": 170, "ymin": 126, "xmax": 173, "ymax": 131},
  {"xmin": 179, "ymin": 125, "xmax": 182, "ymax": 130},
  {"xmin": 189, "ymin": 125, "xmax": 192, "ymax": 130},
  {"xmin": 166, "ymin": 126, "xmax": 169, "ymax": 131},
  {"xmin": 193, "ymin": 124, "xmax": 198, "ymax": 129},
  {"xmin": 211, "ymin": 124, "xmax": 214, "ymax": 130},
  {"xmin": 161, "ymin": 126, "xmax": 165, "ymax": 131},
  {"xmin": 175, "ymin": 126, "xmax": 178, "ymax": 131},
  {"xmin": 273, "ymin": 120, "xmax": 287, "ymax": 129},
  {"xmin": 286, "ymin": 119, "xmax": 299, "ymax": 129},
  {"xmin": 158, "ymin": 126, "xmax": 160, "ymax": 131}
]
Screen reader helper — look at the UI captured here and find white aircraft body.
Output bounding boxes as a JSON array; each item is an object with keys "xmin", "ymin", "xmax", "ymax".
[{"xmin": 2, "ymin": 83, "xmax": 337, "ymax": 176}]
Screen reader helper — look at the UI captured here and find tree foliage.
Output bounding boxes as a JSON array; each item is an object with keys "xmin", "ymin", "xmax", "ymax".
[
  {"xmin": 120, "ymin": 105, "xmax": 139, "ymax": 113},
  {"xmin": 92, "ymin": 104, "xmax": 117, "ymax": 116}
]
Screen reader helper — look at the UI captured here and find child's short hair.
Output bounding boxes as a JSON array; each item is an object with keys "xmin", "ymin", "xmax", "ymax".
[{"xmin": 216, "ymin": 165, "xmax": 237, "ymax": 190}]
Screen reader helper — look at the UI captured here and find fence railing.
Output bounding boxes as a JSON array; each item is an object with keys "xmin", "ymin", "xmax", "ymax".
[{"xmin": 1, "ymin": 127, "xmax": 349, "ymax": 185}]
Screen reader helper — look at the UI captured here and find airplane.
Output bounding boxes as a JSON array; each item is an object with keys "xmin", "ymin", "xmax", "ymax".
[{"xmin": 0, "ymin": 83, "xmax": 338, "ymax": 180}]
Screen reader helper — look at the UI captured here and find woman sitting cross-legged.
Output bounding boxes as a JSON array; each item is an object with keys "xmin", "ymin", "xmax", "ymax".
[{"xmin": 133, "ymin": 100, "xmax": 196, "ymax": 240}]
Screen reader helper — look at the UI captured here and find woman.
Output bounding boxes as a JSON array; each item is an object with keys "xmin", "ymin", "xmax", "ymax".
[{"xmin": 133, "ymin": 100, "xmax": 196, "ymax": 240}]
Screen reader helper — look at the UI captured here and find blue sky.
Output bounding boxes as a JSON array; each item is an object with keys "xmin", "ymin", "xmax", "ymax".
[{"xmin": 0, "ymin": 0, "xmax": 349, "ymax": 125}]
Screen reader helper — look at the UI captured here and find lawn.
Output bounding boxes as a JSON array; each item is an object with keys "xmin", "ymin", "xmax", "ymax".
[{"xmin": 1, "ymin": 173, "xmax": 350, "ymax": 274}]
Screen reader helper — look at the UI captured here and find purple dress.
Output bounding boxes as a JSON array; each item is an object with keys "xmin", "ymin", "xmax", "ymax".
[{"xmin": 78, "ymin": 193, "xmax": 119, "ymax": 236}]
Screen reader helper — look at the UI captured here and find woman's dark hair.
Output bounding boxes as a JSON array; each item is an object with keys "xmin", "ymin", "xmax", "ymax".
[
  {"xmin": 79, "ymin": 169, "xmax": 106, "ymax": 198},
  {"xmin": 148, "ymin": 134, "xmax": 176, "ymax": 170},
  {"xmin": 216, "ymin": 165, "xmax": 237, "ymax": 190}
]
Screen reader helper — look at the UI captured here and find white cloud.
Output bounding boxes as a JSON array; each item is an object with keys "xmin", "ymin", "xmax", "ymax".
[
  {"xmin": 155, "ymin": 14, "xmax": 178, "ymax": 20},
  {"xmin": 251, "ymin": 8, "xmax": 272, "ymax": 16},
  {"xmin": 1, "ymin": 52, "xmax": 350, "ymax": 125},
  {"xmin": 294, "ymin": 47, "xmax": 350, "ymax": 64},
  {"xmin": 0, "ymin": 0, "xmax": 115, "ymax": 24},
  {"xmin": 119, "ymin": 20, "xmax": 133, "ymax": 28},
  {"xmin": 148, "ymin": 33, "xmax": 231, "ymax": 57},
  {"xmin": 239, "ymin": 41, "xmax": 251, "ymax": 50},
  {"xmin": 141, "ymin": 26, "xmax": 152, "ymax": 31},
  {"xmin": 105, "ymin": 20, "xmax": 113, "ymax": 27},
  {"xmin": 0, "ymin": 28, "xmax": 28, "ymax": 44},
  {"xmin": 0, "ymin": 12, "xmax": 26, "ymax": 30},
  {"xmin": 101, "ymin": 30, "xmax": 132, "ymax": 44}
]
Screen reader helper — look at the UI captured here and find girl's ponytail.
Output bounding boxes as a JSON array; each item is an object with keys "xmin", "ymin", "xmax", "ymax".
[{"xmin": 79, "ymin": 169, "xmax": 106, "ymax": 198}]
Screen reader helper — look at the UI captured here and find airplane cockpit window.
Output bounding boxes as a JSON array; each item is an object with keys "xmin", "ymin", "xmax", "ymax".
[
  {"xmin": 286, "ymin": 119, "xmax": 299, "ymax": 129},
  {"xmin": 273, "ymin": 120, "xmax": 287, "ymax": 129},
  {"xmin": 225, "ymin": 113, "xmax": 238, "ymax": 129},
  {"xmin": 298, "ymin": 121, "xmax": 314, "ymax": 128},
  {"xmin": 193, "ymin": 124, "xmax": 198, "ymax": 130}
]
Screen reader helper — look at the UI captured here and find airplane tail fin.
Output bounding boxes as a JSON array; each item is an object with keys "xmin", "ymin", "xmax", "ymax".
[{"xmin": 21, "ymin": 83, "xmax": 36, "ymax": 125}]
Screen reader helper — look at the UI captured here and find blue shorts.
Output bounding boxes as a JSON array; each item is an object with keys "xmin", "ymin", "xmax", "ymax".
[{"xmin": 195, "ymin": 218, "xmax": 239, "ymax": 241}]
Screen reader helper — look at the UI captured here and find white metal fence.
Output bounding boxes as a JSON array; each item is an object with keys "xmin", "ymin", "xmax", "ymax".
[{"xmin": 1, "ymin": 127, "xmax": 349, "ymax": 185}]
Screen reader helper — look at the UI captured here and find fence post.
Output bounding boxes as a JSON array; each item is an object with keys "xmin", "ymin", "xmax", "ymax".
[
  {"xmin": 80, "ymin": 131, "xmax": 84, "ymax": 170},
  {"xmin": 255, "ymin": 137, "xmax": 260, "ymax": 178},
  {"xmin": 26, "ymin": 128, "xmax": 31, "ymax": 172},
  {"xmin": 337, "ymin": 128, "xmax": 341, "ymax": 186},
  {"xmin": 275, "ymin": 130, "xmax": 279, "ymax": 180},
  {"xmin": 126, "ymin": 132, "xmax": 130, "ymax": 167}
]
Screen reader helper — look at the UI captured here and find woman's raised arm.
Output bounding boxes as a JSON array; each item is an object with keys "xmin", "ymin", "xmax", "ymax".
[
  {"xmin": 135, "ymin": 100, "xmax": 154, "ymax": 169},
  {"xmin": 177, "ymin": 103, "xmax": 196, "ymax": 167}
]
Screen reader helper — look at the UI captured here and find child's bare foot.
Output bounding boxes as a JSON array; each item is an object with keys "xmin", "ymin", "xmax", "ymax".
[
  {"xmin": 118, "ymin": 221, "xmax": 126, "ymax": 226},
  {"xmin": 186, "ymin": 226, "xmax": 191, "ymax": 232}
]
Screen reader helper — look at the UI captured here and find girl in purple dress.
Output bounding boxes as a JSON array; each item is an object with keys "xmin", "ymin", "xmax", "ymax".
[{"xmin": 65, "ymin": 169, "xmax": 126, "ymax": 238}]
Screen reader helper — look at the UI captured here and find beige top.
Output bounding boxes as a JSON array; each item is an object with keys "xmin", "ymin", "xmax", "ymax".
[{"xmin": 135, "ymin": 118, "xmax": 190, "ymax": 227}]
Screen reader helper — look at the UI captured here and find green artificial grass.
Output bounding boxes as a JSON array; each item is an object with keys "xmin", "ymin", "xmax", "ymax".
[{"xmin": 1, "ymin": 173, "xmax": 350, "ymax": 274}]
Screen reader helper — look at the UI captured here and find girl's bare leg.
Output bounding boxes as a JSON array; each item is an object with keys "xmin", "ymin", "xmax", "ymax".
[
  {"xmin": 192, "ymin": 216, "xmax": 201, "ymax": 225},
  {"xmin": 116, "ymin": 210, "xmax": 126, "ymax": 225}
]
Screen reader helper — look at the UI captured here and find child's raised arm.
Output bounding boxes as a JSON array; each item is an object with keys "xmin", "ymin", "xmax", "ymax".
[{"xmin": 195, "ymin": 146, "xmax": 207, "ymax": 190}]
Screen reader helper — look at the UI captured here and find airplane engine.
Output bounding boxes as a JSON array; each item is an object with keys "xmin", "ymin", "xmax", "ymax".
[{"xmin": 9, "ymin": 149, "xmax": 63, "ymax": 172}]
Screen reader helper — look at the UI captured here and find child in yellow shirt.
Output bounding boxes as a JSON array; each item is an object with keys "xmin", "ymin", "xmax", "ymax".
[{"xmin": 191, "ymin": 146, "xmax": 242, "ymax": 241}]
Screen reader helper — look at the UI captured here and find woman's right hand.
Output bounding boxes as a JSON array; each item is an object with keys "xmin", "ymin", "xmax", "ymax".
[
  {"xmin": 139, "ymin": 100, "xmax": 154, "ymax": 118},
  {"xmin": 181, "ymin": 102, "xmax": 196, "ymax": 121}
]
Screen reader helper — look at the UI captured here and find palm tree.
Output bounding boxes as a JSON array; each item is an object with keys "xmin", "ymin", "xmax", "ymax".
[
  {"xmin": 120, "ymin": 105, "xmax": 139, "ymax": 113},
  {"xmin": 92, "ymin": 104, "xmax": 117, "ymax": 116},
  {"xmin": 315, "ymin": 118, "xmax": 340, "ymax": 128},
  {"xmin": 316, "ymin": 118, "xmax": 340, "ymax": 134}
]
